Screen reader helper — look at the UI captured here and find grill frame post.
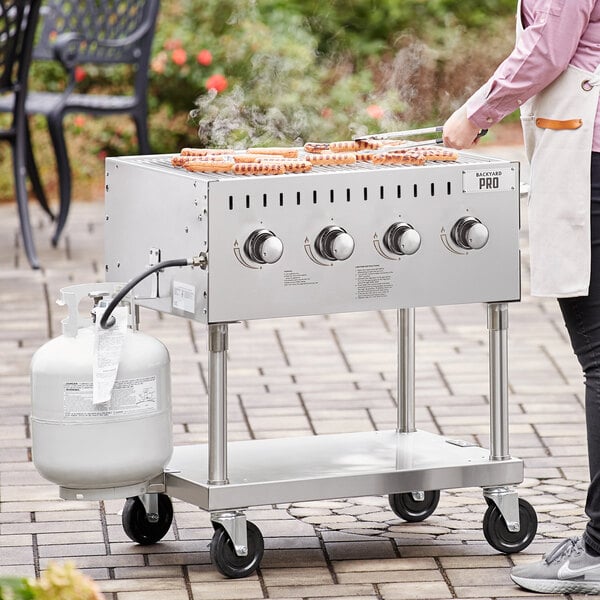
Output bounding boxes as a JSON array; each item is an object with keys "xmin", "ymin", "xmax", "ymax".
[
  {"xmin": 488, "ymin": 302, "xmax": 510, "ymax": 461},
  {"xmin": 397, "ymin": 308, "xmax": 416, "ymax": 433},
  {"xmin": 208, "ymin": 323, "xmax": 229, "ymax": 485}
]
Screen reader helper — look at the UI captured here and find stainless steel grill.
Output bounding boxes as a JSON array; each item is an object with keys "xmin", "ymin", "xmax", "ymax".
[
  {"xmin": 105, "ymin": 152, "xmax": 520, "ymax": 323},
  {"xmin": 98, "ymin": 150, "xmax": 535, "ymax": 577}
]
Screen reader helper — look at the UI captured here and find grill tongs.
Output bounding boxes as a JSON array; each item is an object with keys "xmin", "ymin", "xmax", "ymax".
[{"xmin": 354, "ymin": 125, "xmax": 487, "ymax": 153}]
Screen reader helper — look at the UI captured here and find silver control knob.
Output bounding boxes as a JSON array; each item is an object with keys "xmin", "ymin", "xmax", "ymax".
[
  {"xmin": 315, "ymin": 226, "xmax": 355, "ymax": 261},
  {"xmin": 383, "ymin": 222, "xmax": 421, "ymax": 256},
  {"xmin": 244, "ymin": 229, "xmax": 284, "ymax": 264},
  {"xmin": 451, "ymin": 217, "xmax": 489, "ymax": 250}
]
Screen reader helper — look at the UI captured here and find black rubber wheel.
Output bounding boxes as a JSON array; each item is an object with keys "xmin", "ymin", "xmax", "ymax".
[
  {"xmin": 483, "ymin": 498, "xmax": 537, "ymax": 554},
  {"xmin": 389, "ymin": 490, "xmax": 441, "ymax": 522},
  {"xmin": 122, "ymin": 494, "xmax": 174, "ymax": 545},
  {"xmin": 210, "ymin": 521, "xmax": 264, "ymax": 579}
]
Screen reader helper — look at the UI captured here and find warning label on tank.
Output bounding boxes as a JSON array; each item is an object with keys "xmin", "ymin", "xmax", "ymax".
[
  {"xmin": 355, "ymin": 265, "xmax": 394, "ymax": 299},
  {"xmin": 63, "ymin": 376, "xmax": 158, "ymax": 419}
]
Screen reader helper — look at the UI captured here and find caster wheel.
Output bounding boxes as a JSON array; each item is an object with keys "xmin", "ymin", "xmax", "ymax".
[
  {"xmin": 483, "ymin": 498, "xmax": 537, "ymax": 554},
  {"xmin": 122, "ymin": 494, "xmax": 173, "ymax": 545},
  {"xmin": 210, "ymin": 521, "xmax": 264, "ymax": 579},
  {"xmin": 389, "ymin": 490, "xmax": 440, "ymax": 522}
]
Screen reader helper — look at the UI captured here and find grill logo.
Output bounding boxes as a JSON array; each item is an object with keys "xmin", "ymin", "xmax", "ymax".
[
  {"xmin": 476, "ymin": 171, "xmax": 502, "ymax": 189},
  {"xmin": 463, "ymin": 166, "xmax": 516, "ymax": 194}
]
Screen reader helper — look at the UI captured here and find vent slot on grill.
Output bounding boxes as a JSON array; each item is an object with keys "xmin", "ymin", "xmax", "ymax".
[{"xmin": 224, "ymin": 179, "xmax": 454, "ymax": 211}]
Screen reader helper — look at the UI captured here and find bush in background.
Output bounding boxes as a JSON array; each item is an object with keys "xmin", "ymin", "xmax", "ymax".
[{"xmin": 0, "ymin": 0, "xmax": 516, "ymax": 203}]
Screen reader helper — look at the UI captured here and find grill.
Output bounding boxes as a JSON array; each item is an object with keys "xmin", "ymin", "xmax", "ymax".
[
  {"xmin": 99, "ymin": 150, "xmax": 535, "ymax": 577},
  {"xmin": 104, "ymin": 152, "xmax": 520, "ymax": 322}
]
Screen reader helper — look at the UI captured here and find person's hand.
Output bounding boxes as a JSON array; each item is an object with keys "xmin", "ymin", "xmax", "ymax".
[{"xmin": 443, "ymin": 105, "xmax": 483, "ymax": 149}]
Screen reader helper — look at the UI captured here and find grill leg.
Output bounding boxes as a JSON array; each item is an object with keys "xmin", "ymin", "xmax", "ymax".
[
  {"xmin": 484, "ymin": 304, "xmax": 521, "ymax": 531},
  {"xmin": 397, "ymin": 308, "xmax": 416, "ymax": 433},
  {"xmin": 208, "ymin": 323, "xmax": 229, "ymax": 485},
  {"xmin": 487, "ymin": 302, "xmax": 510, "ymax": 461}
]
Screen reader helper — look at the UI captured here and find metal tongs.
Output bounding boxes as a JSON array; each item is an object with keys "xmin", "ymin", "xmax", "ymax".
[{"xmin": 354, "ymin": 125, "xmax": 488, "ymax": 153}]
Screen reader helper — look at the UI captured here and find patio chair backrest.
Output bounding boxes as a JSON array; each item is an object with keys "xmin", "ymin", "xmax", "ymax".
[
  {"xmin": 33, "ymin": 0, "xmax": 159, "ymax": 75},
  {"xmin": 0, "ymin": 1, "xmax": 40, "ymax": 93}
]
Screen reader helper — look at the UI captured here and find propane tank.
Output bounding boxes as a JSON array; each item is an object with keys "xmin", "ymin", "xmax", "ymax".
[{"xmin": 30, "ymin": 283, "xmax": 172, "ymax": 496}]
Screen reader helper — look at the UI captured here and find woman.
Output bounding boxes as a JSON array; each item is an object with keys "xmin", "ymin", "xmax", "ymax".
[{"xmin": 443, "ymin": 0, "xmax": 600, "ymax": 594}]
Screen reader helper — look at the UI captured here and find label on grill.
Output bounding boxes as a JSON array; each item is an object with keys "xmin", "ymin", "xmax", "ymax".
[
  {"xmin": 283, "ymin": 270, "xmax": 318, "ymax": 287},
  {"xmin": 462, "ymin": 166, "xmax": 516, "ymax": 193},
  {"xmin": 355, "ymin": 265, "xmax": 394, "ymax": 299},
  {"xmin": 173, "ymin": 281, "xmax": 196, "ymax": 313}
]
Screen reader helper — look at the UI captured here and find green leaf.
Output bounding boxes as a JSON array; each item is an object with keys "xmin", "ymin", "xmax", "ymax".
[{"xmin": 0, "ymin": 577, "xmax": 35, "ymax": 600}]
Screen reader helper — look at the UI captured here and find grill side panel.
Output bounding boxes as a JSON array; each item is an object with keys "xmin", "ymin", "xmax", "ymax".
[{"xmin": 105, "ymin": 157, "xmax": 209, "ymax": 320}]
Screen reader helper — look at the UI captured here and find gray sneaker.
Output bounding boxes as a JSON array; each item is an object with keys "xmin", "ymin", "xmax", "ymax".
[{"xmin": 511, "ymin": 537, "xmax": 600, "ymax": 594}]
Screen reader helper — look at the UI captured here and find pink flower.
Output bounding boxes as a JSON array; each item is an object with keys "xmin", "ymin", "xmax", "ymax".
[
  {"xmin": 73, "ymin": 115, "xmax": 86, "ymax": 128},
  {"xmin": 197, "ymin": 49, "xmax": 212, "ymax": 66},
  {"xmin": 205, "ymin": 73, "xmax": 228, "ymax": 93},
  {"xmin": 171, "ymin": 48, "xmax": 187, "ymax": 66},
  {"xmin": 74, "ymin": 66, "xmax": 86, "ymax": 83},
  {"xmin": 321, "ymin": 107, "xmax": 333, "ymax": 119},
  {"xmin": 366, "ymin": 104, "xmax": 384, "ymax": 120}
]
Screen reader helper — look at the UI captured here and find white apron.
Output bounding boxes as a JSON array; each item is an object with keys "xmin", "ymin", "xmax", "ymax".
[{"xmin": 517, "ymin": 0, "xmax": 600, "ymax": 297}]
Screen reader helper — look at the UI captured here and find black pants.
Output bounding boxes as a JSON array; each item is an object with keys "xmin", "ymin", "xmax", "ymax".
[{"xmin": 558, "ymin": 152, "xmax": 600, "ymax": 553}]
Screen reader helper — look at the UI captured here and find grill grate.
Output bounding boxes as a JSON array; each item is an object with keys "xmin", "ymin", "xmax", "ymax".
[{"xmin": 129, "ymin": 152, "xmax": 495, "ymax": 181}]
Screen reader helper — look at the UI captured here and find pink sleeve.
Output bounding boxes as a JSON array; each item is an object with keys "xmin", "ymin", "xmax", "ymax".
[{"xmin": 466, "ymin": 0, "xmax": 593, "ymax": 128}]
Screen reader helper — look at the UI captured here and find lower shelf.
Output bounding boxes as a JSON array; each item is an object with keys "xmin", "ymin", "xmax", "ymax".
[{"xmin": 165, "ymin": 429, "xmax": 523, "ymax": 511}]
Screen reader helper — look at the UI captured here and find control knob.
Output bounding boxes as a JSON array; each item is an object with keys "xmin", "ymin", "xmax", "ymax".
[
  {"xmin": 315, "ymin": 226, "xmax": 355, "ymax": 261},
  {"xmin": 383, "ymin": 222, "xmax": 421, "ymax": 256},
  {"xmin": 451, "ymin": 217, "xmax": 489, "ymax": 250},
  {"xmin": 244, "ymin": 229, "xmax": 284, "ymax": 264}
]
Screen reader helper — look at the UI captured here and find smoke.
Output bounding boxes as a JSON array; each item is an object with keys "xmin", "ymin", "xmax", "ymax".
[{"xmin": 191, "ymin": 86, "xmax": 310, "ymax": 148}]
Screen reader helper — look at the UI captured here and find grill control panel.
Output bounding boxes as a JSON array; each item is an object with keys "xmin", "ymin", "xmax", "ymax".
[{"xmin": 105, "ymin": 155, "xmax": 520, "ymax": 323}]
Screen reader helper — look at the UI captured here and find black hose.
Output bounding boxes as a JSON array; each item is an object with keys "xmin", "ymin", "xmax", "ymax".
[{"xmin": 100, "ymin": 258, "xmax": 189, "ymax": 329}]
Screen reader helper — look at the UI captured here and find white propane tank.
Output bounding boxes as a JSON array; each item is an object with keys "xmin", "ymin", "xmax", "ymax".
[{"xmin": 30, "ymin": 283, "xmax": 173, "ymax": 497}]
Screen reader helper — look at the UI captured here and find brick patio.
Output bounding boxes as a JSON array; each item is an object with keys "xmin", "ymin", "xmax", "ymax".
[{"xmin": 0, "ymin": 146, "xmax": 591, "ymax": 599}]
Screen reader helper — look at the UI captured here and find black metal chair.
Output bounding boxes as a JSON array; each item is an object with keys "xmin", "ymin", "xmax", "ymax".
[
  {"xmin": 0, "ymin": 0, "xmax": 43, "ymax": 268},
  {"xmin": 2, "ymin": 0, "xmax": 160, "ymax": 249}
]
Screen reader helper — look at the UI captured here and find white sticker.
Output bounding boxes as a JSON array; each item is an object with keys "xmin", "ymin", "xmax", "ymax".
[
  {"xmin": 93, "ymin": 305, "xmax": 127, "ymax": 405},
  {"xmin": 462, "ymin": 167, "xmax": 516, "ymax": 193},
  {"xmin": 63, "ymin": 376, "xmax": 158, "ymax": 419},
  {"xmin": 173, "ymin": 281, "xmax": 196, "ymax": 313}
]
